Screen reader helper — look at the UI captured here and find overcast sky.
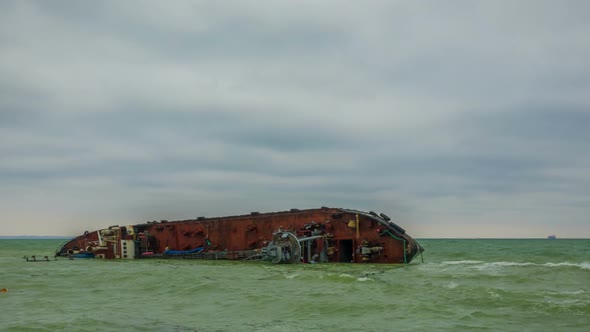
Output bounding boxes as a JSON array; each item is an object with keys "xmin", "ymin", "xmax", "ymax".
[{"xmin": 1, "ymin": 0, "xmax": 589, "ymax": 238}]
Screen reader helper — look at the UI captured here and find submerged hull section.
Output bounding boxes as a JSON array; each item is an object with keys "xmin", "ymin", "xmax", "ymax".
[{"xmin": 56, "ymin": 207, "xmax": 424, "ymax": 264}]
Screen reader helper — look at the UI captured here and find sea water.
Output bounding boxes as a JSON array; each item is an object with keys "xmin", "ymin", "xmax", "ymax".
[{"xmin": 1, "ymin": 239, "xmax": 588, "ymax": 331}]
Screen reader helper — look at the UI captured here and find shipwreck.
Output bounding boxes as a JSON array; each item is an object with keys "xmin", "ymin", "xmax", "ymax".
[{"xmin": 56, "ymin": 207, "xmax": 424, "ymax": 264}]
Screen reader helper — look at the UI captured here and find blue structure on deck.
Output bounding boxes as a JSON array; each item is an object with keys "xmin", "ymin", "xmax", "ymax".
[
  {"xmin": 163, "ymin": 247, "xmax": 204, "ymax": 255},
  {"xmin": 73, "ymin": 252, "xmax": 95, "ymax": 258}
]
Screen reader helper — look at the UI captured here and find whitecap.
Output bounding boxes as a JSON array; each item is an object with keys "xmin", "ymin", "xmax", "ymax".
[
  {"xmin": 487, "ymin": 290, "xmax": 501, "ymax": 298},
  {"xmin": 446, "ymin": 281, "xmax": 458, "ymax": 289},
  {"xmin": 488, "ymin": 262, "xmax": 536, "ymax": 267},
  {"xmin": 357, "ymin": 277, "xmax": 372, "ymax": 282},
  {"xmin": 474, "ymin": 261, "xmax": 590, "ymax": 271},
  {"xmin": 474, "ymin": 261, "xmax": 534, "ymax": 272},
  {"xmin": 441, "ymin": 260, "xmax": 483, "ymax": 265},
  {"xmin": 543, "ymin": 298, "xmax": 588, "ymax": 307},
  {"xmin": 547, "ymin": 289, "xmax": 585, "ymax": 296},
  {"xmin": 544, "ymin": 262, "xmax": 590, "ymax": 270}
]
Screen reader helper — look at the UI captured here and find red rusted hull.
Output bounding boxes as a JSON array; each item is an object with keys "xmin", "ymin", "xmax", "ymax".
[{"xmin": 56, "ymin": 207, "xmax": 424, "ymax": 264}]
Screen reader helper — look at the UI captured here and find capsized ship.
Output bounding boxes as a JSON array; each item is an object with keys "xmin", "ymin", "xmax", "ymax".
[{"xmin": 56, "ymin": 207, "xmax": 424, "ymax": 264}]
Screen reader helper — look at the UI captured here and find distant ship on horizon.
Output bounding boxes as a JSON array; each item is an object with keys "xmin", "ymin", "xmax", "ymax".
[{"xmin": 547, "ymin": 235, "xmax": 557, "ymax": 240}]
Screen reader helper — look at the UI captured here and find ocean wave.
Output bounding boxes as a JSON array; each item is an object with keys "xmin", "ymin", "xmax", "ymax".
[
  {"xmin": 546, "ymin": 289, "xmax": 585, "ymax": 296},
  {"xmin": 356, "ymin": 277, "xmax": 373, "ymax": 282},
  {"xmin": 441, "ymin": 260, "xmax": 484, "ymax": 265},
  {"xmin": 483, "ymin": 262, "xmax": 536, "ymax": 267},
  {"xmin": 476, "ymin": 261, "xmax": 590, "ymax": 271},
  {"xmin": 544, "ymin": 262, "xmax": 588, "ymax": 269},
  {"xmin": 446, "ymin": 281, "xmax": 459, "ymax": 289},
  {"xmin": 439, "ymin": 260, "xmax": 590, "ymax": 270},
  {"xmin": 543, "ymin": 297, "xmax": 589, "ymax": 307}
]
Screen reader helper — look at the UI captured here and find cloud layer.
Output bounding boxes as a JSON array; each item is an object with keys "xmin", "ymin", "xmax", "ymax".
[{"xmin": 1, "ymin": 0, "xmax": 589, "ymax": 237}]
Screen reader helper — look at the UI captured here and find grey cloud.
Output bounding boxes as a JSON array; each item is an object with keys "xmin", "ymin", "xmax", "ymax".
[
  {"xmin": 461, "ymin": 107, "xmax": 590, "ymax": 144},
  {"xmin": 1, "ymin": 0, "xmax": 589, "ymax": 237}
]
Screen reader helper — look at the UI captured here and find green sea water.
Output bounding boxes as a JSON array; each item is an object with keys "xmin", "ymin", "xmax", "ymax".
[{"xmin": 1, "ymin": 239, "xmax": 588, "ymax": 331}]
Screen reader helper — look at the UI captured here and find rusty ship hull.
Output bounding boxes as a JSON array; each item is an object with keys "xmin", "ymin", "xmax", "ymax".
[{"xmin": 56, "ymin": 207, "xmax": 424, "ymax": 264}]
